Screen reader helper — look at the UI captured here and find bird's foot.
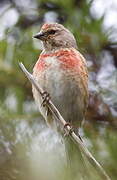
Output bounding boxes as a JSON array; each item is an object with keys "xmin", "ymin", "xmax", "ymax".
[
  {"xmin": 41, "ymin": 91, "xmax": 50, "ymax": 107},
  {"xmin": 63, "ymin": 123, "xmax": 73, "ymax": 137},
  {"xmin": 64, "ymin": 123, "xmax": 83, "ymax": 142},
  {"xmin": 41, "ymin": 91, "xmax": 51, "ymax": 117}
]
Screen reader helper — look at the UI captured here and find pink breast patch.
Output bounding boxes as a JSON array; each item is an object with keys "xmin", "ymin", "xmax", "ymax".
[{"xmin": 34, "ymin": 49, "xmax": 82, "ymax": 73}]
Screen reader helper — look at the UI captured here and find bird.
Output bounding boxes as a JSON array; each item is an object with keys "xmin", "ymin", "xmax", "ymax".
[{"xmin": 32, "ymin": 22, "xmax": 89, "ymax": 178}]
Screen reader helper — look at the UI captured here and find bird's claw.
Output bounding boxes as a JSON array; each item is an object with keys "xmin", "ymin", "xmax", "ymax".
[
  {"xmin": 63, "ymin": 123, "xmax": 73, "ymax": 137},
  {"xmin": 41, "ymin": 91, "xmax": 50, "ymax": 107},
  {"xmin": 64, "ymin": 123, "xmax": 83, "ymax": 142}
]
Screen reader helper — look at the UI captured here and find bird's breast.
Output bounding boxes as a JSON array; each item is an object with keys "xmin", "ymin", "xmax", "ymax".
[
  {"xmin": 34, "ymin": 48, "xmax": 84, "ymax": 73},
  {"xmin": 33, "ymin": 48, "xmax": 88, "ymax": 104}
]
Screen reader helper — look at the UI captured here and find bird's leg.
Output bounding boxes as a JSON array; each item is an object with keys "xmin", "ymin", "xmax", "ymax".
[
  {"xmin": 41, "ymin": 91, "xmax": 50, "ymax": 116},
  {"xmin": 64, "ymin": 123, "xmax": 83, "ymax": 142},
  {"xmin": 41, "ymin": 91, "xmax": 50, "ymax": 106},
  {"xmin": 63, "ymin": 123, "xmax": 74, "ymax": 137}
]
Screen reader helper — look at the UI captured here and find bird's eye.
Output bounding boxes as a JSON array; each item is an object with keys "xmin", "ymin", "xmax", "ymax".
[{"xmin": 48, "ymin": 30, "xmax": 56, "ymax": 35}]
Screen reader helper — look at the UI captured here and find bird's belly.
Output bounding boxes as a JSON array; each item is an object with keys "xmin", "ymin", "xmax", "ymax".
[{"xmin": 33, "ymin": 63, "xmax": 84, "ymax": 127}]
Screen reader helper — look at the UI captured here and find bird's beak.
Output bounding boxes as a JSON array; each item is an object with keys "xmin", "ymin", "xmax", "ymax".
[{"xmin": 33, "ymin": 32, "xmax": 45, "ymax": 40}]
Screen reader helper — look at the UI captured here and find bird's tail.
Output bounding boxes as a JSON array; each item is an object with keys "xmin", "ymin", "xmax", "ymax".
[{"xmin": 64, "ymin": 136, "xmax": 89, "ymax": 180}]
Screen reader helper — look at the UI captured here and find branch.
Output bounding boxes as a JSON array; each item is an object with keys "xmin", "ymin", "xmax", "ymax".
[{"xmin": 19, "ymin": 62, "xmax": 111, "ymax": 180}]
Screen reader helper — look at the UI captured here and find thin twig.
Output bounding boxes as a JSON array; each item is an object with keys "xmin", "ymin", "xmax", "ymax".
[{"xmin": 19, "ymin": 62, "xmax": 111, "ymax": 180}]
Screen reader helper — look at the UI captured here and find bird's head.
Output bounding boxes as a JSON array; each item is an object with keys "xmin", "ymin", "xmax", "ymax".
[{"xmin": 33, "ymin": 23, "xmax": 77, "ymax": 51}]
